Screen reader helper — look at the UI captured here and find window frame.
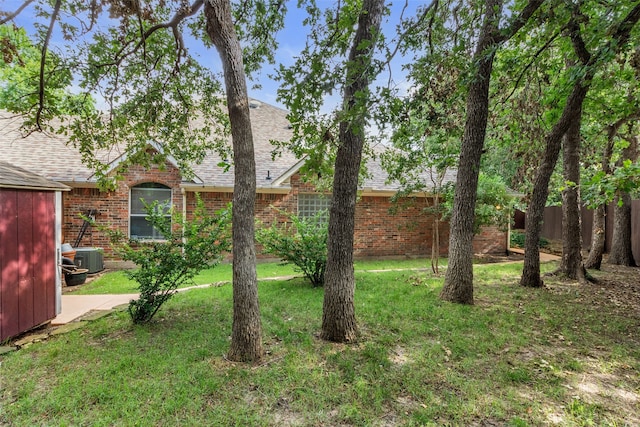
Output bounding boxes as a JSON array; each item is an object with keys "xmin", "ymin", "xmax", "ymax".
[{"xmin": 129, "ymin": 183, "xmax": 172, "ymax": 240}]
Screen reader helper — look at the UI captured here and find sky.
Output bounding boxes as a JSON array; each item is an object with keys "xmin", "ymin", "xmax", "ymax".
[{"xmin": 4, "ymin": 0, "xmax": 423, "ymax": 112}]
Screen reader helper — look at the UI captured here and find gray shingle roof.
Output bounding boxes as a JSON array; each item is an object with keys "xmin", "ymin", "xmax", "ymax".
[
  {"xmin": 0, "ymin": 112, "xmax": 94, "ymax": 183},
  {"xmin": 188, "ymin": 101, "xmax": 300, "ymax": 190},
  {"xmin": 0, "ymin": 160, "xmax": 70, "ymax": 191},
  {"xmin": 0, "ymin": 105, "xmax": 456, "ymax": 194}
]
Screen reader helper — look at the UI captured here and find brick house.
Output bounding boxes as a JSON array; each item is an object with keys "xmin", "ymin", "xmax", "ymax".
[{"xmin": 0, "ymin": 104, "xmax": 507, "ymax": 266}]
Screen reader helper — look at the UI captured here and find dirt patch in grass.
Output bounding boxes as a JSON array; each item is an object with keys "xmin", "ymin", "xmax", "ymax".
[
  {"xmin": 546, "ymin": 263, "xmax": 640, "ymax": 319},
  {"xmin": 473, "ymin": 252, "xmax": 525, "ymax": 264},
  {"xmin": 518, "ymin": 262, "xmax": 640, "ymax": 425}
]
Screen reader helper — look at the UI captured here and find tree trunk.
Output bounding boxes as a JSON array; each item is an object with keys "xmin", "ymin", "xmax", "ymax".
[
  {"xmin": 520, "ymin": 82, "xmax": 589, "ymax": 287},
  {"xmin": 558, "ymin": 116, "xmax": 586, "ymax": 281},
  {"xmin": 521, "ymin": 4, "xmax": 640, "ymax": 286},
  {"xmin": 585, "ymin": 125, "xmax": 616, "ymax": 270},
  {"xmin": 608, "ymin": 193, "xmax": 636, "ymax": 266},
  {"xmin": 321, "ymin": 0, "xmax": 384, "ymax": 343},
  {"xmin": 432, "ymin": 193, "xmax": 440, "ymax": 275},
  {"xmin": 205, "ymin": 0, "xmax": 263, "ymax": 362},
  {"xmin": 608, "ymin": 135, "xmax": 638, "ymax": 267},
  {"xmin": 584, "ymin": 204, "xmax": 606, "ymax": 269},
  {"xmin": 441, "ymin": 0, "xmax": 504, "ymax": 305}
]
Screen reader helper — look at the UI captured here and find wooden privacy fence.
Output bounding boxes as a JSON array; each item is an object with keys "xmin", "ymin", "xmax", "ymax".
[{"xmin": 514, "ymin": 201, "xmax": 640, "ymax": 265}]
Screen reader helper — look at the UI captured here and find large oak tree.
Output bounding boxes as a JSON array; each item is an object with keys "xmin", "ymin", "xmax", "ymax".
[
  {"xmin": 440, "ymin": 0, "xmax": 544, "ymax": 304},
  {"xmin": 1, "ymin": 0, "xmax": 286, "ymax": 362}
]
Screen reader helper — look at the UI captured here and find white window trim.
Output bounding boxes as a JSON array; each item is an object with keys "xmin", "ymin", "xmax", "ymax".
[{"xmin": 129, "ymin": 184, "xmax": 173, "ymax": 240}]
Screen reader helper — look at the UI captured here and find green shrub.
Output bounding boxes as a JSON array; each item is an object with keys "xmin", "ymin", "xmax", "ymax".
[
  {"xmin": 510, "ymin": 230, "xmax": 549, "ymax": 249},
  {"xmin": 510, "ymin": 231, "xmax": 525, "ymax": 248},
  {"xmin": 105, "ymin": 196, "xmax": 231, "ymax": 323},
  {"xmin": 256, "ymin": 210, "xmax": 328, "ymax": 287}
]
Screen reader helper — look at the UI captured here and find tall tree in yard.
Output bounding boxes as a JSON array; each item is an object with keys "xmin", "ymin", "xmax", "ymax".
[
  {"xmin": 1, "ymin": 0, "xmax": 286, "ymax": 362},
  {"xmin": 440, "ymin": 0, "xmax": 544, "ymax": 304},
  {"xmin": 204, "ymin": 0, "xmax": 262, "ymax": 361},
  {"xmin": 558, "ymin": 113, "xmax": 586, "ymax": 282},
  {"xmin": 607, "ymin": 135, "xmax": 639, "ymax": 267},
  {"xmin": 321, "ymin": 0, "xmax": 385, "ymax": 342},
  {"xmin": 275, "ymin": 0, "xmax": 385, "ymax": 342},
  {"xmin": 520, "ymin": 2, "xmax": 640, "ymax": 287},
  {"xmin": 583, "ymin": 67, "xmax": 640, "ymax": 269}
]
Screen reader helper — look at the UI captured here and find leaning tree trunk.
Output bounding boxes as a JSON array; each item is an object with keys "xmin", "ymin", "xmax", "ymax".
[
  {"xmin": 521, "ymin": 4, "xmax": 640, "ymax": 285},
  {"xmin": 441, "ymin": 0, "xmax": 504, "ymax": 305},
  {"xmin": 521, "ymin": 55, "xmax": 593, "ymax": 288},
  {"xmin": 585, "ymin": 124, "xmax": 616, "ymax": 269},
  {"xmin": 558, "ymin": 115, "xmax": 586, "ymax": 281},
  {"xmin": 321, "ymin": 0, "xmax": 384, "ymax": 342},
  {"xmin": 205, "ymin": 0, "xmax": 263, "ymax": 362}
]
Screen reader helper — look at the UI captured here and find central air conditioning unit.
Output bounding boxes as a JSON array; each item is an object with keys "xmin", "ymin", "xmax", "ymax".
[{"xmin": 73, "ymin": 247, "xmax": 105, "ymax": 274}]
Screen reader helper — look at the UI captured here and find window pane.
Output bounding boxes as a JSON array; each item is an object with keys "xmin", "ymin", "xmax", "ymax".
[
  {"xmin": 298, "ymin": 194, "xmax": 330, "ymax": 219},
  {"xmin": 130, "ymin": 217, "xmax": 156, "ymax": 240},
  {"xmin": 131, "ymin": 187, "xmax": 171, "ymax": 214}
]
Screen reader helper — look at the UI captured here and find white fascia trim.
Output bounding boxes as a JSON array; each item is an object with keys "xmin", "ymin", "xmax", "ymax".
[
  {"xmin": 57, "ymin": 180, "xmax": 98, "ymax": 188},
  {"xmin": 180, "ymin": 184, "xmax": 292, "ymax": 194},
  {"xmin": 358, "ymin": 188, "xmax": 431, "ymax": 198},
  {"xmin": 180, "ymin": 184, "xmax": 234, "ymax": 193},
  {"xmin": 271, "ymin": 158, "xmax": 306, "ymax": 187}
]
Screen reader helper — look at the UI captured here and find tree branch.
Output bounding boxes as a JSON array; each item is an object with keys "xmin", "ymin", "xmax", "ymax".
[
  {"xmin": 568, "ymin": 16, "xmax": 590, "ymax": 64},
  {"xmin": 0, "ymin": 0, "xmax": 35, "ymax": 25},
  {"xmin": 383, "ymin": 0, "xmax": 439, "ymax": 86},
  {"xmin": 99, "ymin": 0, "xmax": 203, "ymax": 69},
  {"xmin": 36, "ymin": 0, "xmax": 62, "ymax": 131},
  {"xmin": 500, "ymin": 29, "xmax": 563, "ymax": 105},
  {"xmin": 496, "ymin": 0, "xmax": 545, "ymax": 43}
]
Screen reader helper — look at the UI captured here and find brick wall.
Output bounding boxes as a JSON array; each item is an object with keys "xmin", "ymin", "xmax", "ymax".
[
  {"xmin": 62, "ymin": 161, "xmax": 183, "ymax": 258},
  {"xmin": 63, "ymin": 168, "xmax": 506, "ymax": 262},
  {"xmin": 472, "ymin": 225, "xmax": 507, "ymax": 255}
]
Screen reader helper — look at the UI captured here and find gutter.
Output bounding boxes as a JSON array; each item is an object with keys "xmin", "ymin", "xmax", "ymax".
[
  {"xmin": 180, "ymin": 183, "xmax": 292, "ymax": 194},
  {"xmin": 0, "ymin": 184, "xmax": 71, "ymax": 192}
]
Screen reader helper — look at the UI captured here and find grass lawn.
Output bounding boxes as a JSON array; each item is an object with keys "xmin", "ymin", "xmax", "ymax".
[
  {"xmin": 2, "ymin": 260, "xmax": 639, "ymax": 426},
  {"xmin": 70, "ymin": 257, "xmax": 442, "ymax": 295}
]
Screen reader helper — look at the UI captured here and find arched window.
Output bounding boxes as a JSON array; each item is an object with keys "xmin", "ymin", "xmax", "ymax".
[{"xmin": 130, "ymin": 183, "xmax": 172, "ymax": 240}]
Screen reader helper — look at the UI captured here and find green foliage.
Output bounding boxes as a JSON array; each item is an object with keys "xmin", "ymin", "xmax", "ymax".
[
  {"xmin": 105, "ymin": 196, "xmax": 231, "ymax": 323},
  {"xmin": 1, "ymin": 1, "xmax": 286, "ymax": 190},
  {"xmin": 442, "ymin": 173, "xmax": 515, "ymax": 233},
  {"xmin": 510, "ymin": 230, "xmax": 549, "ymax": 249},
  {"xmin": 273, "ymin": 0, "xmax": 391, "ymax": 184},
  {"xmin": 583, "ymin": 159, "xmax": 640, "ymax": 208},
  {"xmin": 256, "ymin": 210, "xmax": 328, "ymax": 287},
  {"xmin": 0, "ymin": 25, "xmax": 94, "ymax": 120}
]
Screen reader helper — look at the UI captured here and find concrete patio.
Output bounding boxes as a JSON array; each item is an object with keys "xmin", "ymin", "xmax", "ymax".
[{"xmin": 52, "ymin": 294, "xmax": 139, "ymax": 325}]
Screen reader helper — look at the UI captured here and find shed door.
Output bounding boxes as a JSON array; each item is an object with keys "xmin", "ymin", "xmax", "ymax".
[{"xmin": 0, "ymin": 189, "xmax": 56, "ymax": 341}]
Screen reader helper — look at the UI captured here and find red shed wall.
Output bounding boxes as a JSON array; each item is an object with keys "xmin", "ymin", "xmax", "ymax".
[{"xmin": 0, "ymin": 189, "xmax": 56, "ymax": 341}]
